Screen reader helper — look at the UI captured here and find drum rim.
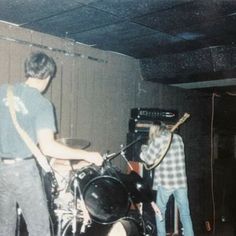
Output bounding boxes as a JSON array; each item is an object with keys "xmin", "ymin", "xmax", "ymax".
[
  {"xmin": 69, "ymin": 165, "xmax": 100, "ymax": 194},
  {"xmin": 74, "ymin": 164, "xmax": 100, "ymax": 174}
]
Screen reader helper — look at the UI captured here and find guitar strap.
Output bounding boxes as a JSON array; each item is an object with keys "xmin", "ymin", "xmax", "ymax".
[{"xmin": 7, "ymin": 85, "xmax": 52, "ymax": 173}]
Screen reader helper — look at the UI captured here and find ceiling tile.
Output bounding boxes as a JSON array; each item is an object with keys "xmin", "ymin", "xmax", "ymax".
[
  {"xmin": 0, "ymin": 0, "xmax": 83, "ymax": 24},
  {"xmin": 24, "ymin": 6, "xmax": 121, "ymax": 38},
  {"xmin": 89, "ymin": 0, "xmax": 192, "ymax": 18},
  {"xmin": 132, "ymin": 1, "xmax": 236, "ymax": 34}
]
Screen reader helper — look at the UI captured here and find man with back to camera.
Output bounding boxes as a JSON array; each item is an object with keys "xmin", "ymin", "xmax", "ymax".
[
  {"xmin": 0, "ymin": 51, "xmax": 103, "ymax": 236},
  {"xmin": 140, "ymin": 122, "xmax": 194, "ymax": 236}
]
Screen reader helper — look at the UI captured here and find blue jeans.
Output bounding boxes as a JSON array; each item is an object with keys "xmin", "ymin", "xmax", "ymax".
[
  {"xmin": 0, "ymin": 159, "xmax": 51, "ymax": 236},
  {"xmin": 156, "ymin": 186, "xmax": 194, "ymax": 236}
]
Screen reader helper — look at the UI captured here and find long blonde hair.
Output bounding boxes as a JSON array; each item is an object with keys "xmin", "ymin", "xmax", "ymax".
[{"xmin": 148, "ymin": 122, "xmax": 167, "ymax": 143}]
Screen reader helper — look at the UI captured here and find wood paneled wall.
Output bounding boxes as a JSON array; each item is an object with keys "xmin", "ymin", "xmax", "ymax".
[{"xmin": 0, "ymin": 22, "xmax": 212, "ymax": 233}]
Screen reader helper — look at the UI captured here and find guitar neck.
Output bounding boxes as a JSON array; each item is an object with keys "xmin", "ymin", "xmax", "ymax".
[{"xmin": 170, "ymin": 113, "xmax": 190, "ymax": 133}]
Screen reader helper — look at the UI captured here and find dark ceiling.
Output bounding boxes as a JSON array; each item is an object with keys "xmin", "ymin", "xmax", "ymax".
[{"xmin": 0, "ymin": 0, "xmax": 236, "ymax": 94}]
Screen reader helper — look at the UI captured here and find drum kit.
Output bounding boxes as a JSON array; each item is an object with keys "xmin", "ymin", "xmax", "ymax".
[{"xmin": 46, "ymin": 138, "xmax": 155, "ymax": 236}]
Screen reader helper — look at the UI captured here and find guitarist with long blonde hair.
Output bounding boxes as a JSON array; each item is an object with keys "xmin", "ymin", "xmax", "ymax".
[{"xmin": 140, "ymin": 119, "xmax": 194, "ymax": 236}]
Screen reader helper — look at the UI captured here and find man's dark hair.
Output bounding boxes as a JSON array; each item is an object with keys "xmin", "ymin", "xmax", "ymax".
[{"xmin": 24, "ymin": 52, "xmax": 56, "ymax": 80}]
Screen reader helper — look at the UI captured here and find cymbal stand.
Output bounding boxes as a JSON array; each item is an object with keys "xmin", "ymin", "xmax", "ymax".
[
  {"xmin": 56, "ymin": 209, "xmax": 64, "ymax": 236},
  {"xmin": 72, "ymin": 174, "xmax": 91, "ymax": 235},
  {"xmin": 16, "ymin": 207, "xmax": 22, "ymax": 236},
  {"xmin": 71, "ymin": 177, "xmax": 79, "ymax": 236},
  {"xmin": 55, "ymin": 208, "xmax": 74, "ymax": 236},
  {"xmin": 103, "ymin": 137, "xmax": 142, "ymax": 169},
  {"xmin": 120, "ymin": 144, "xmax": 134, "ymax": 171}
]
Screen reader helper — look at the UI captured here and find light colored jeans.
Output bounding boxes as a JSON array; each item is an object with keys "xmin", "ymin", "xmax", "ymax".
[
  {"xmin": 0, "ymin": 159, "xmax": 51, "ymax": 236},
  {"xmin": 156, "ymin": 186, "xmax": 194, "ymax": 236}
]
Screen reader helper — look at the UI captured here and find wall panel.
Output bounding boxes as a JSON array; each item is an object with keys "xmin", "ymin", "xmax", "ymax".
[
  {"xmin": 59, "ymin": 56, "xmax": 74, "ymax": 138},
  {"xmin": 0, "ymin": 41, "xmax": 10, "ymax": 84}
]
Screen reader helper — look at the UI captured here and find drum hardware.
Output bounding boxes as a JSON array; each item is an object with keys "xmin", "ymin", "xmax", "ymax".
[
  {"xmin": 71, "ymin": 177, "xmax": 79, "ymax": 235},
  {"xmin": 102, "ymin": 137, "xmax": 143, "ymax": 164},
  {"xmin": 53, "ymin": 173, "xmax": 92, "ymax": 236},
  {"xmin": 72, "ymin": 173, "xmax": 91, "ymax": 234},
  {"xmin": 120, "ymin": 144, "xmax": 134, "ymax": 171},
  {"xmin": 16, "ymin": 207, "xmax": 22, "ymax": 236},
  {"xmin": 50, "ymin": 139, "xmax": 156, "ymax": 236},
  {"xmin": 50, "ymin": 166, "xmax": 86, "ymax": 236},
  {"xmin": 100, "ymin": 139, "xmax": 143, "ymax": 186},
  {"xmin": 55, "ymin": 209, "xmax": 73, "ymax": 236}
]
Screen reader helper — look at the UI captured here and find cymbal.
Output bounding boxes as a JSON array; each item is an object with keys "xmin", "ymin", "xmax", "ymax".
[{"xmin": 57, "ymin": 138, "xmax": 91, "ymax": 150}]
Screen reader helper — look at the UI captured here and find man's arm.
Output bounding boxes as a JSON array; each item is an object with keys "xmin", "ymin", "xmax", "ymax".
[{"xmin": 37, "ymin": 128, "xmax": 103, "ymax": 166}]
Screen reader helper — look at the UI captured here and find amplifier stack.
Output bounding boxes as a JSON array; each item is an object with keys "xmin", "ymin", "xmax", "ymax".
[{"xmin": 129, "ymin": 108, "xmax": 178, "ymax": 133}]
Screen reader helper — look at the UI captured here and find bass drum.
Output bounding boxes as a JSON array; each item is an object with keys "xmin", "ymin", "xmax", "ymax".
[{"xmin": 83, "ymin": 175, "xmax": 130, "ymax": 224}]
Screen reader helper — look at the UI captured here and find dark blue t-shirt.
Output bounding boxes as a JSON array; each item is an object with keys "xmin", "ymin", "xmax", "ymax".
[{"xmin": 0, "ymin": 83, "xmax": 56, "ymax": 158}]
